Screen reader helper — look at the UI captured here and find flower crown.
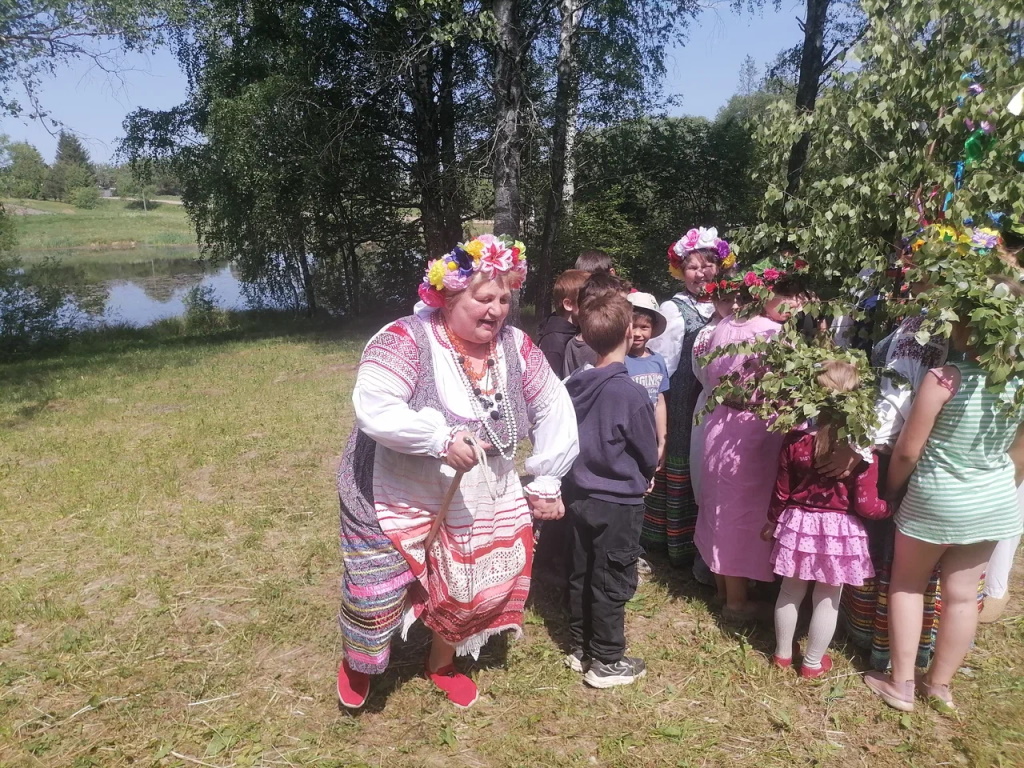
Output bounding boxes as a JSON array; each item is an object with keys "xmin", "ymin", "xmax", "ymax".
[
  {"xmin": 697, "ymin": 277, "xmax": 744, "ymax": 302},
  {"xmin": 418, "ymin": 234, "xmax": 527, "ymax": 308},
  {"xmin": 740, "ymin": 257, "xmax": 808, "ymax": 290},
  {"xmin": 909, "ymin": 224, "xmax": 1003, "ymax": 255},
  {"xmin": 667, "ymin": 227, "xmax": 736, "ymax": 279}
]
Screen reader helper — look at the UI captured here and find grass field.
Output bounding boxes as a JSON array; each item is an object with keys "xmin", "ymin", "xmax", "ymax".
[
  {"xmin": 1, "ymin": 315, "xmax": 1022, "ymax": 768},
  {"xmin": 3, "ymin": 198, "xmax": 195, "ymax": 251}
]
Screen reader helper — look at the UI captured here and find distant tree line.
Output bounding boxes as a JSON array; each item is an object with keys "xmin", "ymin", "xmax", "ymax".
[{"xmin": 0, "ymin": 131, "xmax": 181, "ymax": 208}]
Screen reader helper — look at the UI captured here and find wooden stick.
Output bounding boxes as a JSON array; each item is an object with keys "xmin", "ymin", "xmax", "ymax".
[{"xmin": 424, "ymin": 469, "xmax": 466, "ymax": 552}]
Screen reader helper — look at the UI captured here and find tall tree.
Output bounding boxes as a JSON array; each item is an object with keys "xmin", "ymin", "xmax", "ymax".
[
  {"xmin": 492, "ymin": 0, "xmax": 525, "ymax": 240},
  {"xmin": 42, "ymin": 131, "xmax": 95, "ymax": 201},
  {"xmin": 764, "ymin": 0, "xmax": 865, "ymax": 207},
  {"xmin": 742, "ymin": 0, "xmax": 1024, "ymax": 308},
  {"xmin": 533, "ymin": 0, "xmax": 701, "ymax": 315},
  {"xmin": 1, "ymin": 141, "xmax": 48, "ymax": 199}
]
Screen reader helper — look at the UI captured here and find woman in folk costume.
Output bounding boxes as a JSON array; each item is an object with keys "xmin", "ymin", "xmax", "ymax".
[
  {"xmin": 336, "ymin": 235, "xmax": 579, "ymax": 709},
  {"xmin": 644, "ymin": 227, "xmax": 733, "ymax": 566}
]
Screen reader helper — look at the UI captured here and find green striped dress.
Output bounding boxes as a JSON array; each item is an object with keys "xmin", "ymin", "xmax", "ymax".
[{"xmin": 897, "ymin": 361, "xmax": 1024, "ymax": 545}]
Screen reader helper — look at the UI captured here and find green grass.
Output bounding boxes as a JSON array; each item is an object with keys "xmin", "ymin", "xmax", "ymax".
[
  {"xmin": 0, "ymin": 315, "xmax": 1022, "ymax": 767},
  {"xmin": 3, "ymin": 197, "xmax": 195, "ymax": 251}
]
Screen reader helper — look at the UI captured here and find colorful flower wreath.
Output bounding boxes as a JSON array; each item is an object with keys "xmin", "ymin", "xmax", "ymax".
[
  {"xmin": 418, "ymin": 234, "xmax": 527, "ymax": 308},
  {"xmin": 739, "ymin": 257, "xmax": 808, "ymax": 290},
  {"xmin": 909, "ymin": 223, "xmax": 1003, "ymax": 255},
  {"xmin": 697, "ymin": 277, "xmax": 744, "ymax": 302},
  {"xmin": 667, "ymin": 227, "xmax": 736, "ymax": 279}
]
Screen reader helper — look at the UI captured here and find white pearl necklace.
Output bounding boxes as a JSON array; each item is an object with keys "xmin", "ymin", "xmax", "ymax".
[{"xmin": 441, "ymin": 324, "xmax": 518, "ymax": 461}]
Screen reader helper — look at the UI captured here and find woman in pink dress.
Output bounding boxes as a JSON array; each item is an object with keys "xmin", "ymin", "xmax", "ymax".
[{"xmin": 695, "ymin": 271, "xmax": 807, "ymax": 622}]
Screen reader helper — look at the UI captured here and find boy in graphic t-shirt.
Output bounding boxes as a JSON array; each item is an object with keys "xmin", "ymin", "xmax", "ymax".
[{"xmin": 625, "ymin": 292, "xmax": 669, "ymax": 468}]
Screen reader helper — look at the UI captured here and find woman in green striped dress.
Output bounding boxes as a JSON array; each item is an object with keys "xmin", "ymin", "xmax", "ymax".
[{"xmin": 864, "ymin": 298, "xmax": 1024, "ymax": 714}]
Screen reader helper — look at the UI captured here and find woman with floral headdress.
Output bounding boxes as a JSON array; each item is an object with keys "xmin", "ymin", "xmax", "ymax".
[
  {"xmin": 643, "ymin": 227, "xmax": 732, "ymax": 566},
  {"xmin": 335, "ymin": 235, "xmax": 579, "ymax": 710}
]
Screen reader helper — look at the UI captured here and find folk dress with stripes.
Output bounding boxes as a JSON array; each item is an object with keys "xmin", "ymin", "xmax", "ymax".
[
  {"xmin": 897, "ymin": 361, "xmax": 1024, "ymax": 545},
  {"xmin": 338, "ymin": 308, "xmax": 578, "ymax": 672}
]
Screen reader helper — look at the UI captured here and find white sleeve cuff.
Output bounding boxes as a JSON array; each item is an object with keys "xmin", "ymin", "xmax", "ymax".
[
  {"xmin": 524, "ymin": 475, "xmax": 561, "ymax": 499},
  {"xmin": 430, "ymin": 425, "xmax": 462, "ymax": 459}
]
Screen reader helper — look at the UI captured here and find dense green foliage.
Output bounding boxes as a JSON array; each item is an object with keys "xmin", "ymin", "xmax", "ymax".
[
  {"xmin": 0, "ymin": 140, "xmax": 48, "ymax": 199},
  {"xmin": 715, "ymin": 0, "xmax": 1024, "ymax": 421},
  {"xmin": 40, "ymin": 131, "xmax": 95, "ymax": 202},
  {"xmin": 699, "ymin": 328, "xmax": 880, "ymax": 445}
]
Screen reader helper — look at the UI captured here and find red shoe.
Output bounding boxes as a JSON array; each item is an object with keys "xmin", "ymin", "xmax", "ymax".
[
  {"xmin": 772, "ymin": 641, "xmax": 801, "ymax": 669},
  {"xmin": 799, "ymin": 654, "xmax": 833, "ymax": 679},
  {"xmin": 337, "ymin": 660, "xmax": 370, "ymax": 709},
  {"xmin": 426, "ymin": 663, "xmax": 479, "ymax": 708}
]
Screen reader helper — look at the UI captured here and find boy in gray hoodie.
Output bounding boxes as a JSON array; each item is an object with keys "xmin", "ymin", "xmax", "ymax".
[{"xmin": 564, "ymin": 293, "xmax": 659, "ymax": 689}]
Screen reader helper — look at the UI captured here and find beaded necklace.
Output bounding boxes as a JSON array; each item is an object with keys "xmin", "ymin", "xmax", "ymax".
[{"xmin": 440, "ymin": 318, "xmax": 518, "ymax": 460}]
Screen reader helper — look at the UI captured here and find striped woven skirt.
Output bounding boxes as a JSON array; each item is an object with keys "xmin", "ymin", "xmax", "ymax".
[
  {"xmin": 839, "ymin": 518, "xmax": 985, "ymax": 670},
  {"xmin": 641, "ymin": 454, "xmax": 698, "ymax": 566},
  {"xmin": 339, "ymin": 492, "xmax": 417, "ymax": 674}
]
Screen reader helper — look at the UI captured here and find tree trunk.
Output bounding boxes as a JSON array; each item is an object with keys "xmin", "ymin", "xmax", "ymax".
[
  {"xmin": 783, "ymin": 0, "xmax": 831, "ymax": 206},
  {"xmin": 410, "ymin": 45, "xmax": 461, "ymax": 258},
  {"xmin": 437, "ymin": 45, "xmax": 463, "ymax": 246},
  {"xmin": 536, "ymin": 0, "xmax": 580, "ymax": 319},
  {"xmin": 297, "ymin": 246, "xmax": 318, "ymax": 316},
  {"xmin": 492, "ymin": 0, "xmax": 523, "ymax": 239}
]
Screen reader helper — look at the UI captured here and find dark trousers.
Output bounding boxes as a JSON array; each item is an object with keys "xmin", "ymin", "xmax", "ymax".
[{"xmin": 567, "ymin": 497, "xmax": 645, "ymax": 663}]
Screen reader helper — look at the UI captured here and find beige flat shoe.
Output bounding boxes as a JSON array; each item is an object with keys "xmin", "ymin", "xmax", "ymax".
[{"xmin": 979, "ymin": 594, "xmax": 1010, "ymax": 624}]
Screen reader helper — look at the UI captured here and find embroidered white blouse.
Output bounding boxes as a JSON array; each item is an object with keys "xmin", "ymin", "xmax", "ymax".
[{"xmin": 352, "ymin": 308, "xmax": 579, "ymax": 497}]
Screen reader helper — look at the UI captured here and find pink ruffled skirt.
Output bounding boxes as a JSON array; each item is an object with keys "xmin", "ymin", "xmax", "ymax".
[{"xmin": 770, "ymin": 508, "xmax": 874, "ymax": 587}]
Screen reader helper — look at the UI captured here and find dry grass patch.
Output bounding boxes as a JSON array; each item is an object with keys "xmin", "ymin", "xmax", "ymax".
[{"xmin": 0, "ymin": 316, "xmax": 1021, "ymax": 767}]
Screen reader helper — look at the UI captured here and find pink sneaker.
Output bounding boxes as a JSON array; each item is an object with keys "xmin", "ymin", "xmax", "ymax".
[
  {"xmin": 426, "ymin": 664, "xmax": 479, "ymax": 708},
  {"xmin": 799, "ymin": 654, "xmax": 833, "ymax": 679},
  {"xmin": 337, "ymin": 660, "xmax": 370, "ymax": 709},
  {"xmin": 864, "ymin": 670, "xmax": 914, "ymax": 712}
]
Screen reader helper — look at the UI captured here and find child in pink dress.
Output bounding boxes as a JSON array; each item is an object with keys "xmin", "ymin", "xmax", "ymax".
[
  {"xmin": 762, "ymin": 360, "xmax": 891, "ymax": 678},
  {"xmin": 695, "ymin": 274, "xmax": 807, "ymax": 622}
]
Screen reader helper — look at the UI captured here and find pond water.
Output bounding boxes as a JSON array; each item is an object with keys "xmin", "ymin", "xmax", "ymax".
[{"xmin": 21, "ymin": 246, "xmax": 269, "ymax": 328}]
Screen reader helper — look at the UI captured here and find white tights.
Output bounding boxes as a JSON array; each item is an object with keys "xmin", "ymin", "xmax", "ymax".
[
  {"xmin": 774, "ymin": 577, "xmax": 843, "ymax": 668},
  {"xmin": 983, "ymin": 484, "xmax": 1024, "ymax": 599}
]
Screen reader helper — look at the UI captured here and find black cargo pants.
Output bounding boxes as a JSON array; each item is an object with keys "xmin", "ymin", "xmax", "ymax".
[{"xmin": 567, "ymin": 497, "xmax": 645, "ymax": 663}]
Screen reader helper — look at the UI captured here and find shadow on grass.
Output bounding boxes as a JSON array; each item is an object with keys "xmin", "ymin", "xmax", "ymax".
[{"xmin": 339, "ymin": 619, "xmax": 513, "ymax": 715}]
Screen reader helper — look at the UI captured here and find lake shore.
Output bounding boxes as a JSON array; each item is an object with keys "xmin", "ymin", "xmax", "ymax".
[{"xmin": 4, "ymin": 197, "xmax": 196, "ymax": 252}]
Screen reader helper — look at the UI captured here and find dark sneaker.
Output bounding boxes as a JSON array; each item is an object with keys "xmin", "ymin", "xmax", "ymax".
[
  {"xmin": 583, "ymin": 656, "xmax": 646, "ymax": 689},
  {"xmin": 564, "ymin": 647, "xmax": 591, "ymax": 673}
]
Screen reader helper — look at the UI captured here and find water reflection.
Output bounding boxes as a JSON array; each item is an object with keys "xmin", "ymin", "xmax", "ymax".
[{"xmin": 20, "ymin": 247, "xmax": 264, "ymax": 328}]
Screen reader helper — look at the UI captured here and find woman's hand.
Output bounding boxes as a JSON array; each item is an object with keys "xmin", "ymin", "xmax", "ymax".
[
  {"xmin": 445, "ymin": 431, "xmax": 485, "ymax": 472},
  {"xmin": 528, "ymin": 495, "xmax": 564, "ymax": 521},
  {"xmin": 815, "ymin": 441, "xmax": 863, "ymax": 479},
  {"xmin": 760, "ymin": 522, "xmax": 776, "ymax": 542}
]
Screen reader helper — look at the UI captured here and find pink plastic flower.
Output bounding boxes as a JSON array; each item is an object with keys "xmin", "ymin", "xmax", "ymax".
[
  {"xmin": 743, "ymin": 271, "xmax": 762, "ymax": 287},
  {"xmin": 418, "ymin": 282, "xmax": 446, "ymax": 308},
  {"xmin": 763, "ymin": 268, "xmax": 781, "ymax": 282},
  {"xmin": 479, "ymin": 247, "xmax": 513, "ymax": 277},
  {"xmin": 442, "ymin": 271, "xmax": 472, "ymax": 292}
]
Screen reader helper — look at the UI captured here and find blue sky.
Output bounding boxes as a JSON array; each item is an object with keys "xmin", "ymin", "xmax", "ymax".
[{"xmin": 0, "ymin": 4, "xmax": 803, "ymax": 165}]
